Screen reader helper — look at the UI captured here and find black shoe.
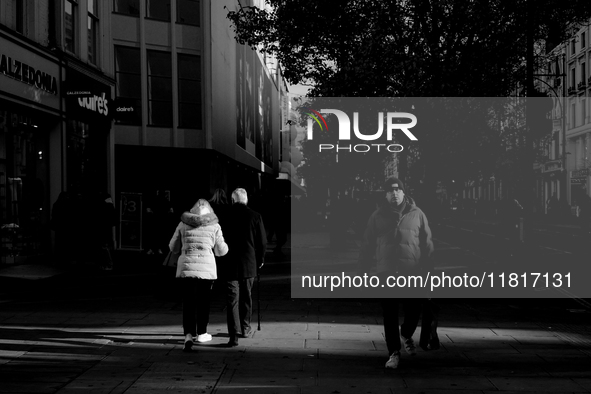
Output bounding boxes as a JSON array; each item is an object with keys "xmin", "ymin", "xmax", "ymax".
[
  {"xmin": 429, "ymin": 334, "xmax": 440, "ymax": 350},
  {"xmin": 183, "ymin": 340, "xmax": 193, "ymax": 352},
  {"xmin": 227, "ymin": 337, "xmax": 239, "ymax": 347}
]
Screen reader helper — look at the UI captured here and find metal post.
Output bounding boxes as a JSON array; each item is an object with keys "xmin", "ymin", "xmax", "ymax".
[{"xmin": 257, "ymin": 272, "xmax": 261, "ymax": 331}]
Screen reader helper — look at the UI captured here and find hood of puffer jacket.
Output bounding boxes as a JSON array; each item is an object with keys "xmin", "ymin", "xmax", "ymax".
[{"xmin": 180, "ymin": 211, "xmax": 219, "ymax": 227}]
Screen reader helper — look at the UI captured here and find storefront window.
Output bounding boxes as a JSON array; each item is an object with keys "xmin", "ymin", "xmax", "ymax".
[
  {"xmin": 0, "ymin": 109, "xmax": 50, "ymax": 261},
  {"xmin": 66, "ymin": 120, "xmax": 107, "ymax": 194}
]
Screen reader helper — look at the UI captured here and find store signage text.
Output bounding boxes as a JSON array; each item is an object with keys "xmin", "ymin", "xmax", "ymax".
[
  {"xmin": 543, "ymin": 160, "xmax": 562, "ymax": 173},
  {"xmin": 0, "ymin": 54, "xmax": 58, "ymax": 95},
  {"xmin": 77, "ymin": 92, "xmax": 109, "ymax": 117},
  {"xmin": 571, "ymin": 168, "xmax": 589, "ymax": 178}
]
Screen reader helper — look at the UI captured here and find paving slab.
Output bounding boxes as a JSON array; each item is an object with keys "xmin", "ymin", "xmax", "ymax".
[
  {"xmin": 1, "ymin": 232, "xmax": 591, "ymax": 393},
  {"xmin": 488, "ymin": 376, "xmax": 590, "ymax": 392},
  {"xmin": 404, "ymin": 375, "xmax": 496, "ymax": 391}
]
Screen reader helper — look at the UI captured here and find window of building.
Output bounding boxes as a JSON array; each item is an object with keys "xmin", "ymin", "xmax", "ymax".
[
  {"xmin": 583, "ymin": 63, "xmax": 587, "ymax": 86},
  {"xmin": 12, "ymin": 0, "xmax": 25, "ymax": 34},
  {"xmin": 177, "ymin": 0, "xmax": 200, "ymax": 26},
  {"xmin": 146, "ymin": 0, "xmax": 171, "ymax": 21},
  {"xmin": 147, "ymin": 50, "xmax": 172, "ymax": 126},
  {"xmin": 572, "ymin": 103, "xmax": 576, "ymax": 128},
  {"xmin": 583, "ymin": 99, "xmax": 587, "ymax": 125},
  {"xmin": 114, "ymin": 0, "xmax": 140, "ymax": 16},
  {"xmin": 115, "ymin": 46, "xmax": 142, "ymax": 125},
  {"xmin": 571, "ymin": 39, "xmax": 576, "ymax": 56},
  {"xmin": 571, "ymin": 68, "xmax": 576, "ymax": 89},
  {"xmin": 88, "ymin": 0, "xmax": 98, "ymax": 65},
  {"xmin": 178, "ymin": 54, "xmax": 202, "ymax": 128},
  {"xmin": 65, "ymin": 0, "xmax": 77, "ymax": 53},
  {"xmin": 582, "ymin": 32, "xmax": 586, "ymax": 49}
]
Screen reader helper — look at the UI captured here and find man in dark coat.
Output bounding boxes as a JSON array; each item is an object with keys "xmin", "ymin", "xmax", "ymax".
[{"xmin": 222, "ymin": 188, "xmax": 267, "ymax": 346}]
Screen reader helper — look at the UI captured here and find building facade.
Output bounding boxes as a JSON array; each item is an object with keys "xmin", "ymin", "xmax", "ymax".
[
  {"xmin": 1, "ymin": 0, "xmax": 282, "ymax": 260},
  {"xmin": 1, "ymin": 0, "xmax": 115, "ymax": 262},
  {"xmin": 543, "ymin": 23, "xmax": 591, "ymax": 213}
]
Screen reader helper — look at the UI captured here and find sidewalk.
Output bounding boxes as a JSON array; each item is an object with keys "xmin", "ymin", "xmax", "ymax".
[{"xmin": 0, "ymin": 233, "xmax": 590, "ymax": 393}]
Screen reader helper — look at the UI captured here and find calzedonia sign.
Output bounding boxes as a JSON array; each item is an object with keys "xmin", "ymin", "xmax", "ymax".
[{"xmin": 0, "ymin": 52, "xmax": 58, "ymax": 95}]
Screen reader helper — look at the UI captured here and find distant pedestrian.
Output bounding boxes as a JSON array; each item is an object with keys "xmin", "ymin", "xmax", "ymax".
[
  {"xmin": 546, "ymin": 194, "xmax": 558, "ymax": 221},
  {"xmin": 94, "ymin": 191, "xmax": 117, "ymax": 271},
  {"xmin": 219, "ymin": 188, "xmax": 267, "ymax": 347},
  {"xmin": 359, "ymin": 177, "xmax": 434, "ymax": 369},
  {"xmin": 172, "ymin": 199, "xmax": 228, "ymax": 352}
]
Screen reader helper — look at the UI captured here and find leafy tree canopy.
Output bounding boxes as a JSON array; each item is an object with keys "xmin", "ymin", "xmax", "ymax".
[{"xmin": 228, "ymin": 0, "xmax": 591, "ymax": 97}]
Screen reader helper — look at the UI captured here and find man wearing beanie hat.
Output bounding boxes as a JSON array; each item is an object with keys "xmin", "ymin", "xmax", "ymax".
[{"xmin": 359, "ymin": 176, "xmax": 434, "ymax": 369}]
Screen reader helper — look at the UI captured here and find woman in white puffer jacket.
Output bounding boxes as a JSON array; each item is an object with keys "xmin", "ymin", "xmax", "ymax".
[{"xmin": 169, "ymin": 199, "xmax": 228, "ymax": 352}]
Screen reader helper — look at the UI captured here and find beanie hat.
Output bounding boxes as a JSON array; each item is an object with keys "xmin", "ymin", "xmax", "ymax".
[{"xmin": 384, "ymin": 177, "xmax": 405, "ymax": 192}]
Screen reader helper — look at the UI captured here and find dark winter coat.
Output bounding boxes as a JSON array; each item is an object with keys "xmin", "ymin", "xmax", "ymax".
[
  {"xmin": 218, "ymin": 203, "xmax": 267, "ymax": 279},
  {"xmin": 360, "ymin": 196, "xmax": 434, "ymax": 274}
]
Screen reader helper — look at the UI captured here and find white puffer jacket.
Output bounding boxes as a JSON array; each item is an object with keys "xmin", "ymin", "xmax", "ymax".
[{"xmin": 169, "ymin": 211, "xmax": 228, "ymax": 279}]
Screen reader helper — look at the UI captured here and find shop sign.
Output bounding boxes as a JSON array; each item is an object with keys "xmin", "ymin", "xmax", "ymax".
[
  {"xmin": 65, "ymin": 68, "xmax": 113, "ymax": 125},
  {"xmin": 571, "ymin": 177, "xmax": 586, "ymax": 185},
  {"xmin": 112, "ymin": 98, "xmax": 141, "ymax": 123},
  {"xmin": 571, "ymin": 168, "xmax": 589, "ymax": 178},
  {"xmin": 0, "ymin": 54, "xmax": 58, "ymax": 95},
  {"xmin": 0, "ymin": 35, "xmax": 60, "ymax": 110},
  {"xmin": 543, "ymin": 160, "xmax": 562, "ymax": 173}
]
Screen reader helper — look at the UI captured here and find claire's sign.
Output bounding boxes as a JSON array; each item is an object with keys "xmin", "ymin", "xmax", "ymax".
[{"xmin": 65, "ymin": 67, "xmax": 113, "ymax": 125}]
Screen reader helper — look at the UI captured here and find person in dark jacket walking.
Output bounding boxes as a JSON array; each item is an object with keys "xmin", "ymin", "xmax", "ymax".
[
  {"xmin": 359, "ymin": 177, "xmax": 434, "ymax": 369},
  {"xmin": 222, "ymin": 188, "xmax": 267, "ymax": 347}
]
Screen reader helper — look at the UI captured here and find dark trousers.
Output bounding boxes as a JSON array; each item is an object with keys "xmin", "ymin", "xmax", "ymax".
[
  {"xmin": 180, "ymin": 278, "xmax": 214, "ymax": 336},
  {"xmin": 420, "ymin": 299, "xmax": 439, "ymax": 348},
  {"xmin": 226, "ymin": 278, "xmax": 255, "ymax": 337},
  {"xmin": 381, "ymin": 298, "xmax": 422, "ymax": 355}
]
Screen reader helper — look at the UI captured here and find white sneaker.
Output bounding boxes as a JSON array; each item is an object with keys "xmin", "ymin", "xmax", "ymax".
[
  {"xmin": 196, "ymin": 333, "xmax": 212, "ymax": 343},
  {"xmin": 401, "ymin": 335, "xmax": 417, "ymax": 356},
  {"xmin": 385, "ymin": 351, "xmax": 400, "ymax": 369}
]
